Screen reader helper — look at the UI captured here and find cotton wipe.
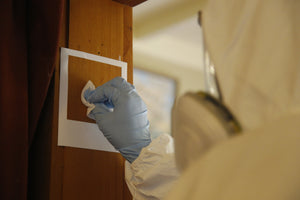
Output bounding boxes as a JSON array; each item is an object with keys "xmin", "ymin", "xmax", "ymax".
[{"xmin": 81, "ymin": 80, "xmax": 96, "ymax": 118}]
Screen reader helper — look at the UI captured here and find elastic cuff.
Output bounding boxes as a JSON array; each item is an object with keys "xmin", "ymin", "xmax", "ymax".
[{"xmin": 119, "ymin": 140, "xmax": 151, "ymax": 163}]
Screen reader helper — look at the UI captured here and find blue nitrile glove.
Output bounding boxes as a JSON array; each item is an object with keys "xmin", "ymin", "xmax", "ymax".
[{"xmin": 84, "ymin": 77, "xmax": 151, "ymax": 163}]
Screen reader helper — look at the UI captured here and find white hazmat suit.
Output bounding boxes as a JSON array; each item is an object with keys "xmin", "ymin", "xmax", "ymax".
[{"xmin": 125, "ymin": 0, "xmax": 300, "ymax": 199}]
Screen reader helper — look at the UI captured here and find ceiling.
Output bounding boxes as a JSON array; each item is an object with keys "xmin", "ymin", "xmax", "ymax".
[{"xmin": 132, "ymin": 0, "xmax": 207, "ymax": 72}]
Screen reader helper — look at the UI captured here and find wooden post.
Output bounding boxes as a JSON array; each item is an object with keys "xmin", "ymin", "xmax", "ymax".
[{"xmin": 29, "ymin": 0, "xmax": 133, "ymax": 199}]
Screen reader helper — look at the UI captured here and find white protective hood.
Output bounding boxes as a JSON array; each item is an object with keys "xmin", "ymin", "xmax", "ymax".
[
  {"xmin": 125, "ymin": 1, "xmax": 300, "ymax": 199},
  {"xmin": 165, "ymin": 1, "xmax": 300, "ymax": 199},
  {"xmin": 202, "ymin": 0, "xmax": 300, "ymax": 131},
  {"xmin": 173, "ymin": 0, "xmax": 300, "ymax": 172}
]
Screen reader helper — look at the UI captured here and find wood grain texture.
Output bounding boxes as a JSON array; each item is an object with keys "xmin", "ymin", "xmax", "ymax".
[
  {"xmin": 67, "ymin": 56, "xmax": 121, "ymax": 123},
  {"xmin": 62, "ymin": 148, "xmax": 125, "ymax": 200},
  {"xmin": 49, "ymin": 0, "xmax": 68, "ymax": 199},
  {"xmin": 60, "ymin": 0, "xmax": 133, "ymax": 199},
  {"xmin": 27, "ymin": 0, "xmax": 133, "ymax": 199},
  {"xmin": 122, "ymin": 5, "xmax": 133, "ymax": 83}
]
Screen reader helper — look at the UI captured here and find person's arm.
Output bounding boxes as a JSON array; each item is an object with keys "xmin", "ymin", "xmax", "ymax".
[
  {"xmin": 84, "ymin": 77, "xmax": 179, "ymax": 199},
  {"xmin": 125, "ymin": 133, "xmax": 179, "ymax": 200}
]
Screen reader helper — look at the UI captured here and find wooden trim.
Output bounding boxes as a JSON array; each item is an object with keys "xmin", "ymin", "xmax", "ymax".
[
  {"xmin": 49, "ymin": 0, "xmax": 69, "ymax": 199},
  {"xmin": 113, "ymin": 0, "xmax": 147, "ymax": 7},
  {"xmin": 123, "ymin": 5, "xmax": 133, "ymax": 83}
]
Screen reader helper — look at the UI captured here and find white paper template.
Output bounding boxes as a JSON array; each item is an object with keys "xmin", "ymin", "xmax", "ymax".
[{"xmin": 58, "ymin": 47, "xmax": 127, "ymax": 152}]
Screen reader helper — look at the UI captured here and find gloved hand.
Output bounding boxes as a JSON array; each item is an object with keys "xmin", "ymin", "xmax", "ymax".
[{"xmin": 84, "ymin": 77, "xmax": 151, "ymax": 163}]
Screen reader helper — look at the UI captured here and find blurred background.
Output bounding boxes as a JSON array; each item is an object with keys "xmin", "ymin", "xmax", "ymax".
[{"xmin": 132, "ymin": 0, "xmax": 207, "ymax": 136}]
